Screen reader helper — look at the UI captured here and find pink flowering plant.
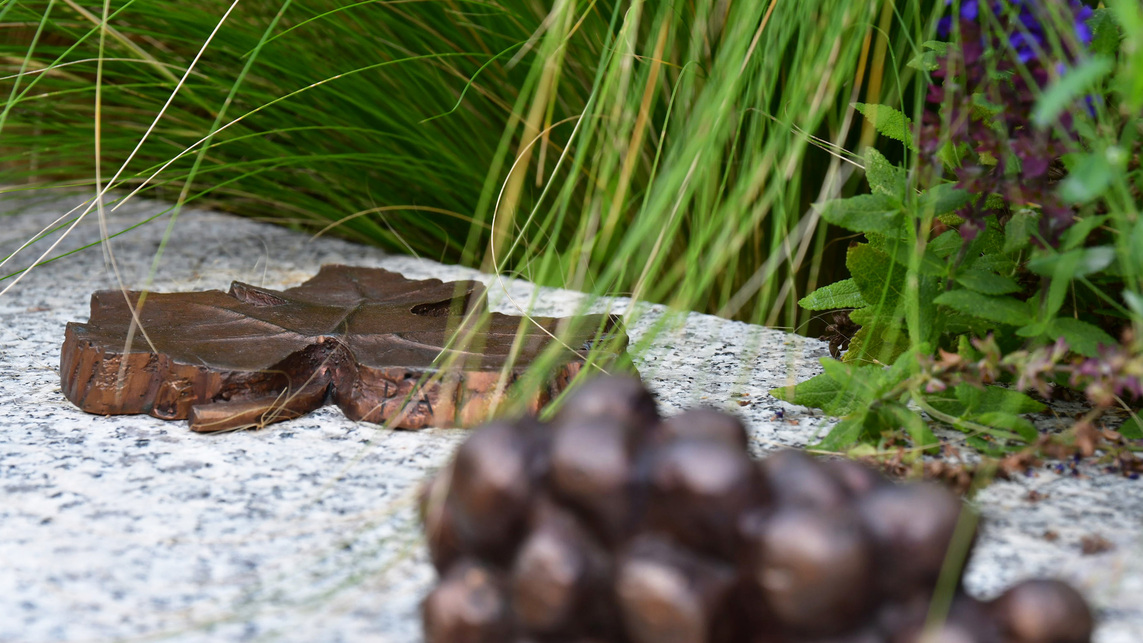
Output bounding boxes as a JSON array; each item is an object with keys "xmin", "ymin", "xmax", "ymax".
[{"xmin": 775, "ymin": 0, "xmax": 1143, "ymax": 457}]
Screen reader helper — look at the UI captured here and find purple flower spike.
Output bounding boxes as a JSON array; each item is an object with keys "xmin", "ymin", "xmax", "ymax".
[
  {"xmin": 963, "ymin": 0, "xmax": 980, "ymax": 21},
  {"xmin": 939, "ymin": 0, "xmax": 983, "ymax": 37},
  {"xmin": 1075, "ymin": 5, "xmax": 1095, "ymax": 45},
  {"xmin": 1009, "ymin": 32, "xmax": 1037, "ymax": 64},
  {"xmin": 921, "ymin": 0, "xmax": 1100, "ymax": 245}
]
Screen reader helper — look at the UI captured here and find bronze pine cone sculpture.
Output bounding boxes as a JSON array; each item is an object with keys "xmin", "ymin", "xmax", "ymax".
[{"xmin": 420, "ymin": 375, "xmax": 1094, "ymax": 643}]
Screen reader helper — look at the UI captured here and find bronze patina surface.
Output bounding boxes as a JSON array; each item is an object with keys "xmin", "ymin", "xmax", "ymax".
[{"xmin": 61, "ymin": 265, "xmax": 628, "ymax": 432}]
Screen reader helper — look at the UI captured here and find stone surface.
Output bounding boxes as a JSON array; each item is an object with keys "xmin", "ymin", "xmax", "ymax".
[{"xmin": 0, "ymin": 192, "xmax": 1140, "ymax": 642}]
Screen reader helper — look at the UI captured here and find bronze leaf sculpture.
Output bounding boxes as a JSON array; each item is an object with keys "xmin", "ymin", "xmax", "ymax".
[{"xmin": 61, "ymin": 265, "xmax": 629, "ymax": 432}]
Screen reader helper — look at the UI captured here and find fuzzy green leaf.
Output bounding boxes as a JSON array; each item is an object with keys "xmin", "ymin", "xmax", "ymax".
[
  {"xmin": 956, "ymin": 270, "xmax": 1021, "ymax": 295},
  {"xmin": 1119, "ymin": 0, "xmax": 1143, "ymax": 110},
  {"xmin": 1125, "ymin": 290, "xmax": 1143, "ymax": 320},
  {"xmin": 916, "ymin": 183, "xmax": 972, "ymax": 216},
  {"xmin": 1026, "ymin": 247, "xmax": 1116, "ymax": 328},
  {"xmin": 1050, "ymin": 317, "xmax": 1117, "ymax": 357},
  {"xmin": 913, "ymin": 273, "xmax": 941, "ymax": 346},
  {"xmin": 881, "ymin": 402, "xmax": 939, "ymax": 452},
  {"xmin": 770, "ymin": 364, "xmax": 868, "ymax": 417},
  {"xmin": 969, "ymin": 252, "xmax": 1018, "ymax": 275},
  {"xmin": 1131, "ymin": 223, "xmax": 1143, "ymax": 275},
  {"xmin": 973, "ymin": 412, "xmax": 1039, "ymax": 443},
  {"xmin": 1051, "ymin": 260, "xmax": 1094, "ymax": 322},
  {"xmin": 1118, "ymin": 416, "xmax": 1143, "ymax": 439},
  {"xmin": 941, "ymin": 311, "xmax": 999, "ymax": 337},
  {"xmin": 929, "ymin": 383, "xmax": 1046, "ymax": 419},
  {"xmin": 937, "ymin": 141, "xmax": 969, "ymax": 169},
  {"xmin": 908, "ymin": 50, "xmax": 941, "ymax": 72},
  {"xmin": 1088, "ymin": 9, "xmax": 1123, "ymax": 59},
  {"xmin": 821, "ymin": 357, "xmax": 914, "ymax": 407},
  {"xmin": 961, "ymin": 224, "xmax": 1009, "ymax": 273},
  {"xmin": 820, "ymin": 358, "xmax": 877, "ymax": 398},
  {"xmin": 923, "ymin": 41, "xmax": 949, "ymax": 56},
  {"xmin": 853, "ymin": 103, "xmax": 917, "ymax": 151},
  {"xmin": 956, "ymin": 335, "xmax": 981, "ymax": 361},
  {"xmin": 887, "ymin": 344, "xmax": 925, "ymax": 382},
  {"xmin": 933, "ymin": 290, "xmax": 1034, "ymax": 326},
  {"xmin": 1062, "ymin": 215, "xmax": 1110, "ymax": 251},
  {"xmin": 817, "ymin": 414, "xmax": 874, "ymax": 451},
  {"xmin": 1032, "ymin": 56, "xmax": 1114, "ymax": 126},
  {"xmin": 930, "ymin": 229, "xmax": 963, "ymax": 258},
  {"xmin": 865, "ymin": 148, "xmax": 906, "ymax": 198},
  {"xmin": 799, "ymin": 279, "xmax": 868, "ymax": 310},
  {"xmin": 959, "ymin": 384, "xmax": 1047, "ymax": 415},
  {"xmin": 1059, "ymin": 153, "xmax": 1112, "ymax": 204},
  {"xmin": 842, "ymin": 325, "xmax": 911, "ymax": 366},
  {"xmin": 847, "ymin": 305, "xmax": 905, "ymax": 329},
  {"xmin": 847, "ymin": 307, "xmax": 879, "ymax": 327},
  {"xmin": 848, "ymin": 243, "xmax": 904, "ymax": 309},
  {"xmin": 818, "ymin": 194, "xmax": 903, "ymax": 235},
  {"xmin": 880, "ymin": 238, "xmax": 949, "ymax": 275},
  {"xmin": 1003, "ymin": 210, "xmax": 1038, "ymax": 252},
  {"xmin": 770, "ymin": 372, "xmax": 840, "ymax": 410},
  {"xmin": 966, "ymin": 435, "xmax": 1008, "ymax": 457},
  {"xmin": 970, "ymin": 92, "xmax": 1005, "ymax": 120},
  {"xmin": 1026, "ymin": 246, "xmax": 1116, "ymax": 277},
  {"xmin": 907, "ymin": 41, "xmax": 949, "ymax": 71}
]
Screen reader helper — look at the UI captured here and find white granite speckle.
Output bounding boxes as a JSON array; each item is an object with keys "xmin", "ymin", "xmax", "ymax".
[{"xmin": 1, "ymin": 193, "xmax": 1140, "ymax": 642}]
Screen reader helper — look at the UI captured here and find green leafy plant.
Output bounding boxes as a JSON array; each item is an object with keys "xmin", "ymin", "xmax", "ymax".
[{"xmin": 777, "ymin": 0, "xmax": 1143, "ymax": 456}]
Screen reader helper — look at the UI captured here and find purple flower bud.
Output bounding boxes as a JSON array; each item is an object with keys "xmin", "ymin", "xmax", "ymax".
[
  {"xmin": 939, "ymin": 17, "xmax": 951, "ymax": 37},
  {"xmin": 1075, "ymin": 5, "xmax": 1094, "ymax": 45},
  {"xmin": 939, "ymin": 0, "xmax": 981, "ymax": 37},
  {"xmin": 964, "ymin": 0, "xmax": 980, "ymax": 21}
]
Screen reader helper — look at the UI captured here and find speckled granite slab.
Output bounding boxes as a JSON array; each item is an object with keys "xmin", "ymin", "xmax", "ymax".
[{"xmin": 1, "ymin": 193, "xmax": 1140, "ymax": 642}]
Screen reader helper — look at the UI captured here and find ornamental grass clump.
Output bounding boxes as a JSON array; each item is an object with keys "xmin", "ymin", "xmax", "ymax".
[{"xmin": 0, "ymin": 0, "xmax": 917, "ymax": 332}]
